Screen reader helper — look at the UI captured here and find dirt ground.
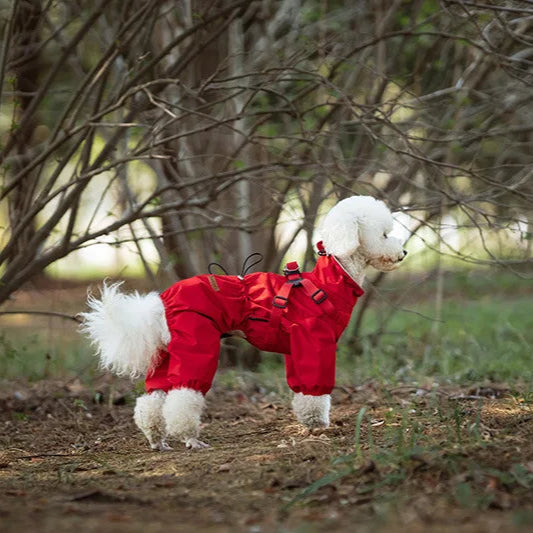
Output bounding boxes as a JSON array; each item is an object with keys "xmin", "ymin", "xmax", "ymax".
[{"xmin": 1, "ymin": 379, "xmax": 533, "ymax": 533}]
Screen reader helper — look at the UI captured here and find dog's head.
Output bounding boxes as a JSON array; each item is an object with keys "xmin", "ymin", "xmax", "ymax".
[{"xmin": 321, "ymin": 196, "xmax": 407, "ymax": 272}]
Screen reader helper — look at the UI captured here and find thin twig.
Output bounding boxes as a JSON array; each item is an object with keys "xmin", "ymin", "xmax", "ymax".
[{"xmin": 0, "ymin": 311, "xmax": 82, "ymax": 324}]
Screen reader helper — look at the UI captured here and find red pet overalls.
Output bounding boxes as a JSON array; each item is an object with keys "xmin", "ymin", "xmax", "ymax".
[{"xmin": 145, "ymin": 249, "xmax": 364, "ymax": 396}]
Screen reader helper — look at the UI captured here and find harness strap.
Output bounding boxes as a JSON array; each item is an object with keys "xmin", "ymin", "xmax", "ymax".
[
  {"xmin": 270, "ymin": 261, "xmax": 337, "ymax": 328},
  {"xmin": 270, "ymin": 281, "xmax": 293, "ymax": 329}
]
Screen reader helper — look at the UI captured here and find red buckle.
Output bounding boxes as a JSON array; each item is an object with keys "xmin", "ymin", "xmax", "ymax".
[
  {"xmin": 272, "ymin": 295, "xmax": 288, "ymax": 309},
  {"xmin": 284, "ymin": 261, "xmax": 300, "ymax": 274},
  {"xmin": 311, "ymin": 289, "xmax": 327, "ymax": 304},
  {"xmin": 316, "ymin": 241, "xmax": 327, "ymax": 256}
]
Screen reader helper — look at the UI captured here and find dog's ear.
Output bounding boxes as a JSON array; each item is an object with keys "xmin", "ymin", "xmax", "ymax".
[{"xmin": 320, "ymin": 198, "xmax": 360, "ymax": 257}]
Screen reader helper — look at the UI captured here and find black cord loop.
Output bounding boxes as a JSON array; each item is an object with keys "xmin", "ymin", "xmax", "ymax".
[
  {"xmin": 240, "ymin": 252, "xmax": 263, "ymax": 277},
  {"xmin": 207, "ymin": 252, "xmax": 263, "ymax": 277},
  {"xmin": 208, "ymin": 262, "xmax": 229, "ymax": 275}
]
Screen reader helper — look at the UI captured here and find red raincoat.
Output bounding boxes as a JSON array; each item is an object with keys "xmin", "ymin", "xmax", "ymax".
[{"xmin": 145, "ymin": 252, "xmax": 364, "ymax": 396}]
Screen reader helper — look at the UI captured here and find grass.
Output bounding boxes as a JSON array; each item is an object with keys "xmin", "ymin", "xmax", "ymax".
[
  {"xmin": 286, "ymin": 392, "xmax": 533, "ymax": 517},
  {"xmin": 337, "ymin": 294, "xmax": 533, "ymax": 386},
  {"xmin": 0, "ymin": 330, "xmax": 95, "ymax": 381},
  {"xmin": 332, "ymin": 266, "xmax": 533, "ymax": 386}
]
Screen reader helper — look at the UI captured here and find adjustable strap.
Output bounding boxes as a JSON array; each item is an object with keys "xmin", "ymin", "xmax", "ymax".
[
  {"xmin": 270, "ymin": 280, "xmax": 294, "ymax": 329},
  {"xmin": 299, "ymin": 278, "xmax": 337, "ymax": 318},
  {"xmin": 270, "ymin": 261, "xmax": 300, "ymax": 329},
  {"xmin": 270, "ymin": 261, "xmax": 338, "ymax": 328}
]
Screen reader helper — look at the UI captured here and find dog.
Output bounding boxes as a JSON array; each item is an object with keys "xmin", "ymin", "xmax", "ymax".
[{"xmin": 81, "ymin": 195, "xmax": 407, "ymax": 450}]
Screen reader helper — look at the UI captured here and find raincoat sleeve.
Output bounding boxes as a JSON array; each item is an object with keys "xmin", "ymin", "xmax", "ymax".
[{"xmin": 283, "ymin": 317, "xmax": 337, "ymax": 396}]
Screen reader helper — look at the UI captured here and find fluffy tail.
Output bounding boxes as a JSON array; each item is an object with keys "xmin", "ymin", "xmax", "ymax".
[{"xmin": 80, "ymin": 282, "xmax": 170, "ymax": 378}]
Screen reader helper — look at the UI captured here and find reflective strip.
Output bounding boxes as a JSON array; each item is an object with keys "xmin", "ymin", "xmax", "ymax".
[{"xmin": 208, "ymin": 275, "xmax": 220, "ymax": 292}]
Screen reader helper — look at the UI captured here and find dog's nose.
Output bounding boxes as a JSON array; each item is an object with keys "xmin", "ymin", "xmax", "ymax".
[{"xmin": 399, "ymin": 250, "xmax": 407, "ymax": 261}]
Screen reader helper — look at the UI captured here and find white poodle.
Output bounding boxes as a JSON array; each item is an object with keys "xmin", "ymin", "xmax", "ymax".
[{"xmin": 81, "ymin": 196, "xmax": 406, "ymax": 450}]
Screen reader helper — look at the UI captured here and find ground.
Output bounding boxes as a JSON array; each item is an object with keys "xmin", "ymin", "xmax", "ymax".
[{"xmin": 2, "ymin": 378, "xmax": 533, "ymax": 533}]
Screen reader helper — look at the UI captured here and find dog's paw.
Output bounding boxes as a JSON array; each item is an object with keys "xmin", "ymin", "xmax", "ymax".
[
  {"xmin": 185, "ymin": 438, "xmax": 210, "ymax": 450},
  {"xmin": 151, "ymin": 440, "xmax": 173, "ymax": 452},
  {"xmin": 306, "ymin": 418, "xmax": 330, "ymax": 430},
  {"xmin": 302, "ymin": 416, "xmax": 329, "ymax": 430},
  {"xmin": 294, "ymin": 425, "xmax": 328, "ymax": 438},
  {"xmin": 292, "ymin": 393, "xmax": 331, "ymax": 430}
]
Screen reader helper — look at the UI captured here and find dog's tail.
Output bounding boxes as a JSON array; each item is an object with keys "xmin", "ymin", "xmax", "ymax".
[{"xmin": 79, "ymin": 282, "xmax": 171, "ymax": 378}]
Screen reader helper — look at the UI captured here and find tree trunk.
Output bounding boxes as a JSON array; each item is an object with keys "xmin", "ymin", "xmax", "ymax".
[{"xmin": 7, "ymin": 0, "xmax": 42, "ymax": 267}]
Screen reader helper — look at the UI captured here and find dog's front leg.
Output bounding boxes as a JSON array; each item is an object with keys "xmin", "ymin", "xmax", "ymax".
[
  {"xmin": 162, "ymin": 388, "xmax": 209, "ymax": 449},
  {"xmin": 292, "ymin": 393, "xmax": 331, "ymax": 429}
]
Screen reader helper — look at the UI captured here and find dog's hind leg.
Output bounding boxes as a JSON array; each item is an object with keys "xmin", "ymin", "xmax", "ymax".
[
  {"xmin": 134, "ymin": 390, "xmax": 172, "ymax": 451},
  {"xmin": 162, "ymin": 388, "xmax": 209, "ymax": 449}
]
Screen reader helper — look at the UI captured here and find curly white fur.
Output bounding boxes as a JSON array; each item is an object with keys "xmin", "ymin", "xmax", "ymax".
[
  {"xmin": 134, "ymin": 390, "xmax": 171, "ymax": 451},
  {"xmin": 321, "ymin": 198, "xmax": 363, "ymax": 258},
  {"xmin": 321, "ymin": 196, "xmax": 406, "ymax": 284},
  {"xmin": 79, "ymin": 282, "xmax": 170, "ymax": 378},
  {"xmin": 162, "ymin": 388, "xmax": 207, "ymax": 448},
  {"xmin": 292, "ymin": 393, "xmax": 331, "ymax": 428}
]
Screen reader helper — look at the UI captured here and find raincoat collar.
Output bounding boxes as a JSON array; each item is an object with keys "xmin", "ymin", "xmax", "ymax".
[{"xmin": 310, "ymin": 254, "xmax": 364, "ymax": 297}]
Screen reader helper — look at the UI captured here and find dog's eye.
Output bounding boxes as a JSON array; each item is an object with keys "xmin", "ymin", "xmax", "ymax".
[{"xmin": 383, "ymin": 233, "xmax": 388, "ymax": 239}]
